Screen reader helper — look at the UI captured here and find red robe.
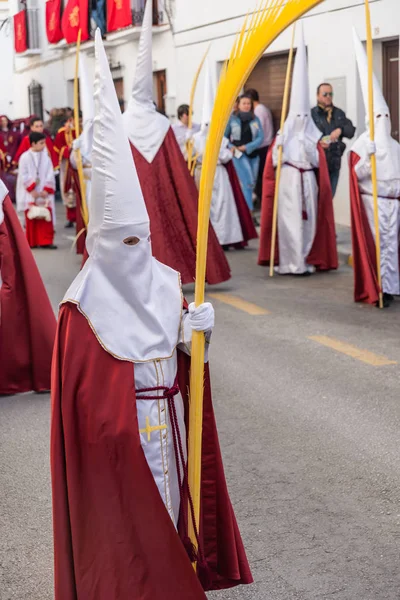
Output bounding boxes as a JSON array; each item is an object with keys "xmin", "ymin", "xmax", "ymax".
[
  {"xmin": 0, "ymin": 125, "xmax": 21, "ymax": 162},
  {"xmin": 51, "ymin": 302, "xmax": 252, "ymax": 598},
  {"xmin": 0, "ymin": 195, "xmax": 56, "ymax": 395},
  {"xmin": 130, "ymin": 129, "xmax": 231, "ymax": 285},
  {"xmin": 54, "ymin": 127, "xmax": 78, "ymax": 222},
  {"xmin": 13, "ymin": 135, "xmax": 58, "ymax": 168},
  {"xmin": 349, "ymin": 151, "xmax": 383, "ymax": 304},
  {"xmin": 258, "ymin": 141, "xmax": 338, "ymax": 271},
  {"xmin": 225, "ymin": 161, "xmax": 258, "ymax": 247}
]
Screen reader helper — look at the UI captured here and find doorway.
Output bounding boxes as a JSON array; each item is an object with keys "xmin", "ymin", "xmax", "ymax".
[{"xmin": 383, "ymin": 39, "xmax": 399, "ymax": 141}]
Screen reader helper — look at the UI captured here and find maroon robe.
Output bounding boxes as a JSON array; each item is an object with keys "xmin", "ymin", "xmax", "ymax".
[
  {"xmin": 0, "ymin": 195, "xmax": 56, "ymax": 395},
  {"xmin": 349, "ymin": 151, "xmax": 383, "ymax": 304},
  {"xmin": 51, "ymin": 303, "xmax": 252, "ymax": 599},
  {"xmin": 225, "ymin": 160, "xmax": 258, "ymax": 247},
  {"xmin": 258, "ymin": 141, "xmax": 338, "ymax": 271},
  {"xmin": 130, "ymin": 129, "xmax": 231, "ymax": 285}
]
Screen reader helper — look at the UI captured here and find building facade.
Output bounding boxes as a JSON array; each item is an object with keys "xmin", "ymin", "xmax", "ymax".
[{"xmin": 0, "ymin": 0, "xmax": 399, "ymax": 225}]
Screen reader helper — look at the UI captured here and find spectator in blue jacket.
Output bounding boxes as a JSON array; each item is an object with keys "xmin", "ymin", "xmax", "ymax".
[{"xmin": 225, "ymin": 94, "xmax": 264, "ymax": 213}]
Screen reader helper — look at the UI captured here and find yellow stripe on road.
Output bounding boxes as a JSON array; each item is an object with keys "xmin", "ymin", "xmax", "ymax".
[
  {"xmin": 208, "ymin": 293, "xmax": 270, "ymax": 315},
  {"xmin": 309, "ymin": 335, "xmax": 397, "ymax": 366}
]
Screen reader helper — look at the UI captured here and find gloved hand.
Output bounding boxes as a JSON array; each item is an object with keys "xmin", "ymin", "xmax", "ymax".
[
  {"xmin": 188, "ymin": 302, "xmax": 215, "ymax": 332},
  {"xmin": 367, "ymin": 140, "xmax": 376, "ymax": 156},
  {"xmin": 276, "ymin": 134, "xmax": 284, "ymax": 148},
  {"xmin": 72, "ymin": 138, "xmax": 81, "ymax": 151}
]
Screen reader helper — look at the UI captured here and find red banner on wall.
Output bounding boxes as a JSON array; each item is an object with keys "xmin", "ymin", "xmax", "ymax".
[
  {"xmin": 46, "ymin": 0, "xmax": 63, "ymax": 44},
  {"xmin": 14, "ymin": 10, "xmax": 27, "ymax": 54},
  {"xmin": 61, "ymin": 0, "xmax": 90, "ymax": 44},
  {"xmin": 107, "ymin": 0, "xmax": 132, "ymax": 33}
]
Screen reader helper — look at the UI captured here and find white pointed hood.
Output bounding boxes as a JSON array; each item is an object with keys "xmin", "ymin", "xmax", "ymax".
[
  {"xmin": 63, "ymin": 29, "xmax": 182, "ymax": 362},
  {"xmin": 282, "ymin": 22, "xmax": 321, "ymax": 155},
  {"xmin": 352, "ymin": 28, "xmax": 400, "ymax": 180},
  {"xmin": 201, "ymin": 57, "xmax": 216, "ymax": 131},
  {"xmin": 122, "ymin": 0, "xmax": 170, "ymax": 163},
  {"xmin": 78, "ymin": 52, "xmax": 94, "ymax": 162},
  {"xmin": 0, "ymin": 179, "xmax": 8, "ymax": 225}
]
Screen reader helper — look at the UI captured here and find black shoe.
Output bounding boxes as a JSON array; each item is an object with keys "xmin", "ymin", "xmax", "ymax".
[
  {"xmin": 65, "ymin": 221, "xmax": 74, "ymax": 229},
  {"xmin": 253, "ymin": 216, "xmax": 260, "ymax": 227},
  {"xmin": 40, "ymin": 244, "xmax": 58, "ymax": 249},
  {"xmin": 376, "ymin": 295, "xmax": 391, "ymax": 308},
  {"xmin": 384, "ymin": 293, "xmax": 394, "ymax": 303},
  {"xmin": 222, "ymin": 244, "xmax": 230, "ymax": 251}
]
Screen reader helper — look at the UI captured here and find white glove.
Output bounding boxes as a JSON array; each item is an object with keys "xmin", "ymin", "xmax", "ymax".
[
  {"xmin": 367, "ymin": 140, "xmax": 376, "ymax": 156},
  {"xmin": 188, "ymin": 302, "xmax": 215, "ymax": 332},
  {"xmin": 276, "ymin": 134, "xmax": 284, "ymax": 148},
  {"xmin": 72, "ymin": 138, "xmax": 81, "ymax": 151}
]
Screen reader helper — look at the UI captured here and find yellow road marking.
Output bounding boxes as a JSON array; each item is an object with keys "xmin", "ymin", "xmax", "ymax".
[
  {"xmin": 208, "ymin": 293, "xmax": 270, "ymax": 315},
  {"xmin": 309, "ymin": 335, "xmax": 397, "ymax": 367}
]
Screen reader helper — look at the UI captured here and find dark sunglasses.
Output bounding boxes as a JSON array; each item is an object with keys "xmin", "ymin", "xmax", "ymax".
[{"xmin": 322, "ymin": 92, "xmax": 334, "ymax": 97}]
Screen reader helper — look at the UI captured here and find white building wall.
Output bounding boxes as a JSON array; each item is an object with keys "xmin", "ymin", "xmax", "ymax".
[
  {"xmin": 0, "ymin": 1, "xmax": 16, "ymax": 117},
  {"xmin": 1, "ymin": 0, "xmax": 399, "ymax": 225}
]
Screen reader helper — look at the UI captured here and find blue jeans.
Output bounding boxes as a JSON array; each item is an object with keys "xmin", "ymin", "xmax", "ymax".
[
  {"xmin": 329, "ymin": 170, "xmax": 340, "ymax": 198},
  {"xmin": 233, "ymin": 154, "xmax": 260, "ymax": 211}
]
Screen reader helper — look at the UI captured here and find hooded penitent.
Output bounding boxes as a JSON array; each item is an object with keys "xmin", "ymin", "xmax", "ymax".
[
  {"xmin": 258, "ymin": 22, "xmax": 337, "ymax": 273},
  {"xmin": 349, "ymin": 28, "xmax": 400, "ymax": 303},
  {"xmin": 63, "ymin": 29, "xmax": 182, "ymax": 362},
  {"xmin": 193, "ymin": 57, "xmax": 246, "ymax": 247},
  {"xmin": 120, "ymin": 0, "xmax": 230, "ymax": 285},
  {"xmin": 122, "ymin": 0, "xmax": 170, "ymax": 163}
]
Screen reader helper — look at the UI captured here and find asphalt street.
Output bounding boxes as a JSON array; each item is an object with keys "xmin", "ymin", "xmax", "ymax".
[{"xmin": 1, "ymin": 209, "xmax": 400, "ymax": 600}]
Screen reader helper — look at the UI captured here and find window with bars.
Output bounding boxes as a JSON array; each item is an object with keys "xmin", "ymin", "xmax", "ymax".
[{"xmin": 131, "ymin": 0, "xmax": 165, "ymax": 26}]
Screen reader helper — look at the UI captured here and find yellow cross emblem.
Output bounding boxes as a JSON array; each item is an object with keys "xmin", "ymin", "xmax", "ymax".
[
  {"xmin": 49, "ymin": 13, "xmax": 56, "ymax": 32},
  {"xmin": 139, "ymin": 416, "xmax": 167, "ymax": 442},
  {"xmin": 115, "ymin": 0, "xmax": 123, "ymax": 9}
]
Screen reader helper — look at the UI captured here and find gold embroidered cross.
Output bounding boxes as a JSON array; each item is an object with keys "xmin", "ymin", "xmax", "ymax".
[
  {"xmin": 115, "ymin": 0, "xmax": 123, "ymax": 9},
  {"xmin": 69, "ymin": 6, "xmax": 79, "ymax": 28},
  {"xmin": 139, "ymin": 416, "xmax": 167, "ymax": 442}
]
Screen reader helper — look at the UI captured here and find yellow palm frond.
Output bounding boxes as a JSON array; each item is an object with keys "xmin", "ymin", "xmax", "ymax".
[
  {"xmin": 186, "ymin": 44, "xmax": 210, "ymax": 168},
  {"xmin": 188, "ymin": 0, "xmax": 326, "ymax": 562}
]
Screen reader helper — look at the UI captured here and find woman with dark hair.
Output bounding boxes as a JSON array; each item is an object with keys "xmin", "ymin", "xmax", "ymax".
[{"xmin": 224, "ymin": 94, "xmax": 263, "ymax": 213}]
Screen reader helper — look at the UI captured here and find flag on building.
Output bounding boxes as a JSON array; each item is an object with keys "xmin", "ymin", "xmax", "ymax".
[
  {"xmin": 61, "ymin": 0, "xmax": 90, "ymax": 43},
  {"xmin": 14, "ymin": 10, "xmax": 27, "ymax": 54},
  {"xmin": 46, "ymin": 0, "xmax": 63, "ymax": 44},
  {"xmin": 107, "ymin": 0, "xmax": 132, "ymax": 33}
]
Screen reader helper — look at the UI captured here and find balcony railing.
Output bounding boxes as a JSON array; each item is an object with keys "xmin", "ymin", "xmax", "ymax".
[{"xmin": 132, "ymin": 0, "xmax": 165, "ymax": 26}]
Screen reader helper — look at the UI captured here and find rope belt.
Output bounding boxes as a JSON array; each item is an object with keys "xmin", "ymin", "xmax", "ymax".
[
  {"xmin": 135, "ymin": 383, "xmax": 206, "ymax": 570},
  {"xmin": 285, "ymin": 162, "xmax": 315, "ymax": 220}
]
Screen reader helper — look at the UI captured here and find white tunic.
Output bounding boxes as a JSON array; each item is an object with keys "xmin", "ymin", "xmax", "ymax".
[
  {"xmin": 70, "ymin": 150, "xmax": 92, "ymax": 216},
  {"xmin": 193, "ymin": 133, "xmax": 243, "ymax": 246},
  {"xmin": 273, "ymin": 136, "xmax": 319, "ymax": 274},
  {"xmin": 172, "ymin": 121, "xmax": 200, "ymax": 157},
  {"xmin": 135, "ymin": 311, "xmax": 209, "ymax": 526},
  {"xmin": 16, "ymin": 149, "xmax": 56, "ymax": 225},
  {"xmin": 355, "ymin": 151, "xmax": 400, "ymax": 295}
]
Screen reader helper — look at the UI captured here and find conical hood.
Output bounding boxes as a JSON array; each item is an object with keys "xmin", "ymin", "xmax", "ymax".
[
  {"xmin": 87, "ymin": 29, "xmax": 149, "ymax": 253},
  {"xmin": 352, "ymin": 27, "xmax": 389, "ymax": 117},
  {"xmin": 201, "ymin": 57, "xmax": 216, "ymax": 130},
  {"xmin": 63, "ymin": 28, "xmax": 182, "ymax": 364},
  {"xmin": 78, "ymin": 52, "xmax": 94, "ymax": 160},
  {"xmin": 122, "ymin": 0, "xmax": 170, "ymax": 163},
  {"xmin": 288, "ymin": 22, "xmax": 310, "ymax": 117},
  {"xmin": 79, "ymin": 53, "xmax": 94, "ymax": 125},
  {"xmin": 131, "ymin": 0, "xmax": 154, "ymax": 109}
]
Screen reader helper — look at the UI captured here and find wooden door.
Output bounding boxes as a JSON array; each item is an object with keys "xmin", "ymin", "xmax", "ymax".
[
  {"xmin": 383, "ymin": 39, "xmax": 399, "ymax": 141},
  {"xmin": 154, "ymin": 69, "xmax": 167, "ymax": 114},
  {"xmin": 245, "ymin": 50, "xmax": 296, "ymax": 132},
  {"xmin": 113, "ymin": 77, "xmax": 125, "ymax": 113}
]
